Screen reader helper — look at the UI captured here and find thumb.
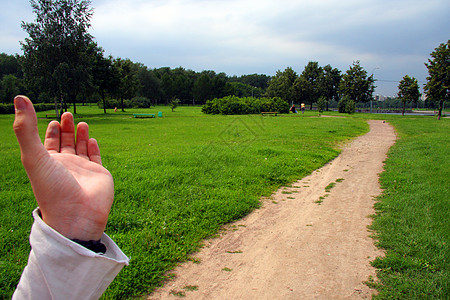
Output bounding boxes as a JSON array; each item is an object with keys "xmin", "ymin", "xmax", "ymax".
[{"xmin": 13, "ymin": 95, "xmax": 49, "ymax": 169}]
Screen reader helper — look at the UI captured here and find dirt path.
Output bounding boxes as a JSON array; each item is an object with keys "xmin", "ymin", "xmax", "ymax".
[{"xmin": 149, "ymin": 120, "xmax": 397, "ymax": 299}]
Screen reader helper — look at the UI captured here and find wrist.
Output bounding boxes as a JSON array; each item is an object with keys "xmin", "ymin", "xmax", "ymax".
[{"xmin": 38, "ymin": 209, "xmax": 105, "ymax": 241}]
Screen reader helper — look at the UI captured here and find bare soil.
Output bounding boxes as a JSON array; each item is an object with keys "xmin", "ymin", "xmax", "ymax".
[{"xmin": 149, "ymin": 120, "xmax": 397, "ymax": 300}]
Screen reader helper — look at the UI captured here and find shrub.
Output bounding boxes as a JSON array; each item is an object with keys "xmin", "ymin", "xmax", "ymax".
[
  {"xmin": 202, "ymin": 96, "xmax": 289, "ymax": 115},
  {"xmin": 317, "ymin": 96, "xmax": 326, "ymax": 113},
  {"xmin": 131, "ymin": 96, "xmax": 152, "ymax": 108},
  {"xmin": 338, "ymin": 96, "xmax": 347, "ymax": 113},
  {"xmin": 0, "ymin": 103, "xmax": 55, "ymax": 114},
  {"xmin": 169, "ymin": 98, "xmax": 180, "ymax": 112},
  {"xmin": 202, "ymin": 99, "xmax": 220, "ymax": 114},
  {"xmin": 98, "ymin": 98, "xmax": 133, "ymax": 109},
  {"xmin": 345, "ymin": 99, "xmax": 355, "ymax": 114},
  {"xmin": 338, "ymin": 95, "xmax": 355, "ymax": 114},
  {"xmin": 0, "ymin": 103, "xmax": 14, "ymax": 114}
]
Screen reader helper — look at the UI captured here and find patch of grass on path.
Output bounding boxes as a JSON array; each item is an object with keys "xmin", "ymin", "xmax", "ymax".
[
  {"xmin": 0, "ymin": 106, "xmax": 367, "ymax": 298},
  {"xmin": 370, "ymin": 117, "xmax": 449, "ymax": 299}
]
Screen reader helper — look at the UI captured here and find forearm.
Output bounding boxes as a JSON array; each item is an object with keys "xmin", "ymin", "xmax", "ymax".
[{"xmin": 13, "ymin": 209, "xmax": 129, "ymax": 300}]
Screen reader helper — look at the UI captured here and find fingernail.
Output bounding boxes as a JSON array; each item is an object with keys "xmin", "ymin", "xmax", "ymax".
[{"xmin": 14, "ymin": 96, "xmax": 27, "ymax": 112}]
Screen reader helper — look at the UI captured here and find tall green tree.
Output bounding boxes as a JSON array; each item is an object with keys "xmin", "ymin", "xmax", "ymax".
[
  {"xmin": 92, "ymin": 47, "xmax": 119, "ymax": 113},
  {"xmin": 339, "ymin": 61, "xmax": 375, "ymax": 104},
  {"xmin": 136, "ymin": 65, "xmax": 162, "ymax": 104},
  {"xmin": 0, "ymin": 53, "xmax": 23, "ymax": 79},
  {"xmin": 424, "ymin": 40, "xmax": 449, "ymax": 120},
  {"xmin": 233, "ymin": 73, "xmax": 271, "ymax": 89},
  {"xmin": 21, "ymin": 0, "xmax": 94, "ymax": 116},
  {"xmin": 321, "ymin": 64, "xmax": 341, "ymax": 111},
  {"xmin": 295, "ymin": 62, "xmax": 323, "ymax": 109},
  {"xmin": 171, "ymin": 67, "xmax": 195, "ymax": 103},
  {"xmin": 193, "ymin": 73, "xmax": 213, "ymax": 104},
  {"xmin": 114, "ymin": 58, "xmax": 139, "ymax": 111},
  {"xmin": 398, "ymin": 75, "xmax": 420, "ymax": 116},
  {"xmin": 1, "ymin": 75, "xmax": 21, "ymax": 102},
  {"xmin": 266, "ymin": 67, "xmax": 298, "ymax": 104}
]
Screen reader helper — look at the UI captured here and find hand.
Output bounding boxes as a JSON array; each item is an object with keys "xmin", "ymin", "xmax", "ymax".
[{"xmin": 13, "ymin": 95, "xmax": 114, "ymax": 241}]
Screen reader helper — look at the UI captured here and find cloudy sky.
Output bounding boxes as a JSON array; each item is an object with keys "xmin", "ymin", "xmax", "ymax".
[{"xmin": 1, "ymin": 0, "xmax": 449, "ymax": 96}]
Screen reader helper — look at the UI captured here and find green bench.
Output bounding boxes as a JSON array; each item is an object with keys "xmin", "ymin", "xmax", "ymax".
[{"xmin": 133, "ymin": 113, "xmax": 155, "ymax": 118}]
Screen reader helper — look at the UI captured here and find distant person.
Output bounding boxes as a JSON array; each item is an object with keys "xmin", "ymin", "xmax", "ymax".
[
  {"xmin": 290, "ymin": 104, "xmax": 298, "ymax": 113},
  {"xmin": 12, "ymin": 95, "xmax": 129, "ymax": 299},
  {"xmin": 114, "ymin": 107, "xmax": 118, "ymax": 112},
  {"xmin": 301, "ymin": 103, "xmax": 305, "ymax": 114}
]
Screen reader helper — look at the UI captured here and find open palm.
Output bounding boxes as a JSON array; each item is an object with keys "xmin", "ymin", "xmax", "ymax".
[{"xmin": 14, "ymin": 96, "xmax": 114, "ymax": 241}]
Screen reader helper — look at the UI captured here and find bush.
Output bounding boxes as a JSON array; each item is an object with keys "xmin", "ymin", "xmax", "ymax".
[
  {"xmin": 338, "ymin": 97, "xmax": 346, "ymax": 113},
  {"xmin": 202, "ymin": 96, "xmax": 289, "ymax": 115},
  {"xmin": 131, "ymin": 96, "xmax": 151, "ymax": 108},
  {"xmin": 338, "ymin": 95, "xmax": 355, "ymax": 114},
  {"xmin": 317, "ymin": 96, "xmax": 326, "ymax": 113},
  {"xmin": 0, "ymin": 103, "xmax": 55, "ymax": 114},
  {"xmin": 98, "ymin": 98, "xmax": 133, "ymax": 109},
  {"xmin": 0, "ymin": 103, "xmax": 14, "ymax": 114},
  {"xmin": 345, "ymin": 99, "xmax": 355, "ymax": 114}
]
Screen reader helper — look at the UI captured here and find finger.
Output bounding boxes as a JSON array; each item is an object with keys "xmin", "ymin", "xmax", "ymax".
[
  {"xmin": 44, "ymin": 121, "xmax": 61, "ymax": 153},
  {"xmin": 75, "ymin": 122, "xmax": 89, "ymax": 160},
  {"xmin": 13, "ymin": 95, "xmax": 49, "ymax": 169},
  {"xmin": 88, "ymin": 138, "xmax": 102, "ymax": 165},
  {"xmin": 60, "ymin": 112, "xmax": 76, "ymax": 154}
]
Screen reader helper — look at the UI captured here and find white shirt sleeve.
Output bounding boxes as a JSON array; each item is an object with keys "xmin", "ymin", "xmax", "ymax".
[{"xmin": 13, "ymin": 209, "xmax": 129, "ymax": 300}]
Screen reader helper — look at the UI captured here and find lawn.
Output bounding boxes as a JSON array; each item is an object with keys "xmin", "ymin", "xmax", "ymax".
[
  {"xmin": 369, "ymin": 116, "xmax": 450, "ymax": 299},
  {"xmin": 0, "ymin": 106, "xmax": 367, "ymax": 298},
  {"xmin": 2, "ymin": 105, "xmax": 447, "ymax": 299}
]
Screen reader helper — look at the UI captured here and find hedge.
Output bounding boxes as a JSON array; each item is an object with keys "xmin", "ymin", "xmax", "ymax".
[
  {"xmin": 0, "ymin": 103, "xmax": 55, "ymax": 114},
  {"xmin": 202, "ymin": 96, "xmax": 289, "ymax": 115}
]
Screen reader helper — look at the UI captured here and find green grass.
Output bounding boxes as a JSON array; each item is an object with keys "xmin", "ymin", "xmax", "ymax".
[
  {"xmin": 0, "ymin": 105, "xmax": 367, "ymax": 299},
  {"xmin": 325, "ymin": 182, "xmax": 336, "ymax": 192},
  {"xmin": 369, "ymin": 117, "xmax": 450, "ymax": 299}
]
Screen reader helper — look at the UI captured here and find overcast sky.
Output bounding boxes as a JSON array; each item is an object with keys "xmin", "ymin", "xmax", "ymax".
[{"xmin": 1, "ymin": 0, "xmax": 449, "ymax": 96}]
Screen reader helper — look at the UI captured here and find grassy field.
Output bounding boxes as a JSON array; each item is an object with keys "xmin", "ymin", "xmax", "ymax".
[
  {"xmin": 368, "ymin": 116, "xmax": 450, "ymax": 299},
  {"xmin": 2, "ymin": 106, "xmax": 448, "ymax": 299},
  {"xmin": 0, "ymin": 106, "xmax": 367, "ymax": 298}
]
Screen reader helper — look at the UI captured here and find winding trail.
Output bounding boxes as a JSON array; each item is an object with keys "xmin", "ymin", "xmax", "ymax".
[{"xmin": 149, "ymin": 120, "xmax": 397, "ymax": 299}]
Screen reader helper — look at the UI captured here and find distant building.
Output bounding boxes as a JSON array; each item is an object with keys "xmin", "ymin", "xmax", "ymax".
[{"xmin": 374, "ymin": 94, "xmax": 387, "ymax": 101}]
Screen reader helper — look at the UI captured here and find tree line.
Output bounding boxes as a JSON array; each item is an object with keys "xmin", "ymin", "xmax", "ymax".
[{"xmin": 0, "ymin": 0, "xmax": 448, "ymax": 118}]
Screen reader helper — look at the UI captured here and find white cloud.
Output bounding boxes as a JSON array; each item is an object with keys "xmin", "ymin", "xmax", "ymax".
[{"xmin": 1, "ymin": 0, "xmax": 448, "ymax": 95}]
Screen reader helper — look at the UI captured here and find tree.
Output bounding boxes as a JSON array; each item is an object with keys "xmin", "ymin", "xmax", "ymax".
[
  {"xmin": 295, "ymin": 62, "xmax": 323, "ymax": 109},
  {"xmin": 114, "ymin": 58, "xmax": 139, "ymax": 111},
  {"xmin": 398, "ymin": 75, "xmax": 420, "ymax": 116},
  {"xmin": 321, "ymin": 64, "xmax": 341, "ymax": 111},
  {"xmin": 1, "ymin": 75, "xmax": 21, "ymax": 102},
  {"xmin": 193, "ymin": 74, "xmax": 212, "ymax": 104},
  {"xmin": 169, "ymin": 98, "xmax": 180, "ymax": 112},
  {"xmin": 266, "ymin": 67, "xmax": 298, "ymax": 105},
  {"xmin": 91, "ymin": 47, "xmax": 119, "ymax": 113},
  {"xmin": 424, "ymin": 40, "xmax": 449, "ymax": 120},
  {"xmin": 317, "ymin": 96, "xmax": 326, "ymax": 114},
  {"xmin": 21, "ymin": 0, "xmax": 94, "ymax": 116},
  {"xmin": 136, "ymin": 65, "xmax": 162, "ymax": 105},
  {"xmin": 0, "ymin": 53, "xmax": 23, "ymax": 79},
  {"xmin": 339, "ymin": 61, "xmax": 375, "ymax": 104},
  {"xmin": 232, "ymin": 73, "xmax": 271, "ymax": 89},
  {"xmin": 338, "ymin": 95, "xmax": 355, "ymax": 114}
]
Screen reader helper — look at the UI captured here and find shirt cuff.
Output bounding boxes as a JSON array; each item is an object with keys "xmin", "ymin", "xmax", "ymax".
[{"xmin": 13, "ymin": 208, "xmax": 129, "ymax": 300}]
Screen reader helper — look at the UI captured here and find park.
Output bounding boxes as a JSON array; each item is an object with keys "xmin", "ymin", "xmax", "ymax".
[
  {"xmin": 0, "ymin": 0, "xmax": 449, "ymax": 298},
  {"xmin": 1, "ymin": 104, "xmax": 448, "ymax": 298}
]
